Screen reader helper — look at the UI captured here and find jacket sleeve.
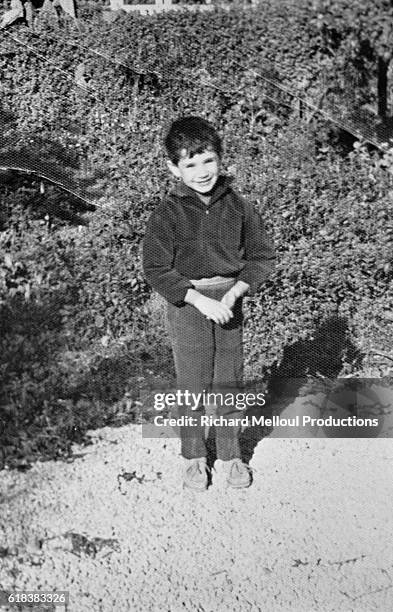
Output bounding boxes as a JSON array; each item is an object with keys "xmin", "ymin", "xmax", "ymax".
[
  {"xmin": 236, "ymin": 199, "xmax": 276, "ymax": 294},
  {"xmin": 142, "ymin": 204, "xmax": 194, "ymax": 305}
]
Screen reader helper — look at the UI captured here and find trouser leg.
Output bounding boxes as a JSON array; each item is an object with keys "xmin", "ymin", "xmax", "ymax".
[
  {"xmin": 213, "ymin": 295, "xmax": 244, "ymax": 461},
  {"xmin": 166, "ymin": 300, "xmax": 214, "ymax": 459}
]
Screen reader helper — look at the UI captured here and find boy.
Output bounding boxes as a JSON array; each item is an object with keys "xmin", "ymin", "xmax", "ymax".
[{"xmin": 143, "ymin": 116, "xmax": 275, "ymax": 490}]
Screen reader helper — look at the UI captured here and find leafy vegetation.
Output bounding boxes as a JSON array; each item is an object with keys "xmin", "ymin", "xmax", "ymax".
[{"xmin": 0, "ymin": 1, "xmax": 392, "ymax": 468}]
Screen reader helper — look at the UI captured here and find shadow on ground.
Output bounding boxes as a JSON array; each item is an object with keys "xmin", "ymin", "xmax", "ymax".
[{"xmin": 233, "ymin": 315, "xmax": 363, "ymax": 465}]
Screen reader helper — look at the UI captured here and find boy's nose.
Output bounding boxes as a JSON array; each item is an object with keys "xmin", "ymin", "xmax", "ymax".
[{"xmin": 196, "ymin": 167, "xmax": 209, "ymax": 179}]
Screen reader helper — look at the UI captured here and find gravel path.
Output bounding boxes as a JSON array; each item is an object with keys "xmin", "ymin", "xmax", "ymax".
[{"xmin": 1, "ymin": 390, "xmax": 393, "ymax": 612}]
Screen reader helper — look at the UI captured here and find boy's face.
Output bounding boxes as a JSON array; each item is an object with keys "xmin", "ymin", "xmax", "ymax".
[{"xmin": 167, "ymin": 148, "xmax": 221, "ymax": 195}]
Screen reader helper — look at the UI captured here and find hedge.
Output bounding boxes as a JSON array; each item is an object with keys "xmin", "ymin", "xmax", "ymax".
[{"xmin": 0, "ymin": 2, "xmax": 392, "ymax": 467}]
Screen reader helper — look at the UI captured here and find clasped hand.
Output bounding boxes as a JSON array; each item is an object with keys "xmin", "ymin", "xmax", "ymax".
[{"xmin": 194, "ymin": 290, "xmax": 237, "ymax": 325}]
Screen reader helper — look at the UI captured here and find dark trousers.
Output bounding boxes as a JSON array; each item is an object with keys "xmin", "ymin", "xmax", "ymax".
[{"xmin": 166, "ymin": 279, "xmax": 243, "ymax": 460}]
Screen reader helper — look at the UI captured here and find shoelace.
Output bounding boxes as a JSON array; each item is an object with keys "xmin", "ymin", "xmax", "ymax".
[
  {"xmin": 186, "ymin": 461, "xmax": 211, "ymax": 476},
  {"xmin": 231, "ymin": 460, "xmax": 255, "ymax": 473}
]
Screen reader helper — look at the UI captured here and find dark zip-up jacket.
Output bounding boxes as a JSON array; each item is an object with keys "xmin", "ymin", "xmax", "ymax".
[{"xmin": 142, "ymin": 175, "xmax": 276, "ymax": 305}]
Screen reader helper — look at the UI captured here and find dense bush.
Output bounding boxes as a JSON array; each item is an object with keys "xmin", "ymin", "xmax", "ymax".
[{"xmin": 0, "ymin": 2, "xmax": 392, "ymax": 468}]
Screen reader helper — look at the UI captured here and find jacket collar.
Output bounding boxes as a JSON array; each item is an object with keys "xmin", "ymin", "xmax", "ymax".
[{"xmin": 169, "ymin": 175, "xmax": 233, "ymax": 206}]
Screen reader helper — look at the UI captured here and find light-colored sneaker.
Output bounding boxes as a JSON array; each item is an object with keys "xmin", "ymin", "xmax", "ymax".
[
  {"xmin": 183, "ymin": 457, "xmax": 210, "ymax": 491},
  {"xmin": 227, "ymin": 458, "xmax": 252, "ymax": 489}
]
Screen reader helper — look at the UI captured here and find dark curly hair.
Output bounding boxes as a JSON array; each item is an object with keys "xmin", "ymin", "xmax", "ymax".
[{"xmin": 164, "ymin": 116, "xmax": 222, "ymax": 164}]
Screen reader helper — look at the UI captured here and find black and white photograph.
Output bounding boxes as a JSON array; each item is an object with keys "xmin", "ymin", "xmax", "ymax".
[{"xmin": 1, "ymin": 0, "xmax": 393, "ymax": 610}]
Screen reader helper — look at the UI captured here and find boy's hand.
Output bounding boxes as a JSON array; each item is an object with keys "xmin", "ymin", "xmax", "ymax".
[
  {"xmin": 220, "ymin": 281, "xmax": 250, "ymax": 311},
  {"xmin": 221, "ymin": 289, "xmax": 237, "ymax": 311},
  {"xmin": 185, "ymin": 289, "xmax": 233, "ymax": 324},
  {"xmin": 194, "ymin": 295, "xmax": 233, "ymax": 325}
]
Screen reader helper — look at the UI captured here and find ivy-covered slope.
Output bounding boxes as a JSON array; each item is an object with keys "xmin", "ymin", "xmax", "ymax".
[{"xmin": 0, "ymin": 3, "xmax": 392, "ymax": 467}]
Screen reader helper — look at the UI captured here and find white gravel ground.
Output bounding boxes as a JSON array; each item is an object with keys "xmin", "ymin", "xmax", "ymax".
[{"xmin": 1, "ymin": 391, "xmax": 393, "ymax": 612}]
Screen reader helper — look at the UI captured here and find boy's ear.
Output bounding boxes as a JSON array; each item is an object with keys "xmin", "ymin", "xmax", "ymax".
[{"xmin": 166, "ymin": 159, "xmax": 181, "ymax": 179}]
